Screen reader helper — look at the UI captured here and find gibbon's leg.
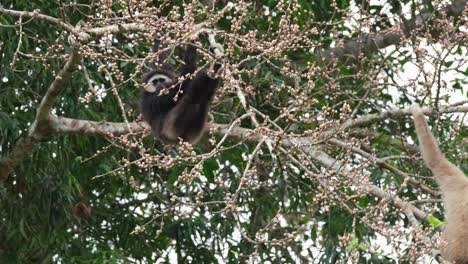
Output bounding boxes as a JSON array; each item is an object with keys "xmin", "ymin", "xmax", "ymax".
[
  {"xmin": 161, "ymin": 99, "xmax": 206, "ymax": 143},
  {"xmin": 164, "ymin": 82, "xmax": 213, "ymax": 143},
  {"xmin": 410, "ymin": 104, "xmax": 467, "ymax": 190},
  {"xmin": 148, "ymin": 112, "xmax": 164, "ymax": 139},
  {"xmin": 179, "ymin": 104, "xmax": 208, "ymax": 143},
  {"xmin": 182, "ymin": 74, "xmax": 219, "ymax": 143},
  {"xmin": 160, "ymin": 95, "xmax": 190, "ymax": 142}
]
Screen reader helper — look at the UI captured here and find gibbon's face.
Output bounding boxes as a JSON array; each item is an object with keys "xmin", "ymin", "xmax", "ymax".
[{"xmin": 142, "ymin": 70, "xmax": 175, "ymax": 94}]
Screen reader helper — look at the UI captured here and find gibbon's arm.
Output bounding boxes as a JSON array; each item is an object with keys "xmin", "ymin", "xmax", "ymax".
[
  {"xmin": 181, "ymin": 44, "xmax": 197, "ymax": 76},
  {"xmin": 187, "ymin": 75, "xmax": 219, "ymax": 104},
  {"xmin": 152, "ymin": 37, "xmax": 173, "ymax": 71},
  {"xmin": 410, "ymin": 104, "xmax": 467, "ymax": 190}
]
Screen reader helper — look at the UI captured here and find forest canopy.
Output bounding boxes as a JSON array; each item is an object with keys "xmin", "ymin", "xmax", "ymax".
[{"xmin": 0, "ymin": 0, "xmax": 467, "ymax": 263}]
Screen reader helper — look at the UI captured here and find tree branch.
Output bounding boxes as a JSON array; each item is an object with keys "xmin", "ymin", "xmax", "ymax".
[
  {"xmin": 46, "ymin": 104, "xmax": 467, "ymax": 138},
  {"xmin": 317, "ymin": 0, "xmax": 467, "ymax": 62},
  {"xmin": 327, "ymin": 104, "xmax": 468, "ymax": 138},
  {"xmin": 280, "ymin": 144, "xmax": 429, "ymax": 225},
  {"xmin": 0, "ymin": 8, "xmax": 148, "ymax": 43},
  {"xmin": 225, "ymin": 123, "xmax": 431, "ymax": 224},
  {"xmin": 45, "ymin": 117, "xmax": 430, "ymax": 223},
  {"xmin": 50, "ymin": 116, "xmax": 144, "ymax": 136},
  {"xmin": 20, "ymin": 104, "xmax": 465, "ymax": 224},
  {"xmin": 35, "ymin": 50, "xmax": 82, "ymax": 123},
  {"xmin": 328, "ymin": 138, "xmax": 441, "ymax": 197},
  {"xmin": 0, "ymin": 7, "xmax": 85, "ymax": 39},
  {"xmin": 85, "ymin": 23, "xmax": 149, "ymax": 37}
]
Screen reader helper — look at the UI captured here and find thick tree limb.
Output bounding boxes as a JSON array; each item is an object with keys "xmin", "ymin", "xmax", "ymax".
[
  {"xmin": 317, "ymin": 0, "xmax": 467, "ymax": 62},
  {"xmin": 317, "ymin": 30, "xmax": 403, "ymax": 62},
  {"xmin": 3, "ymin": 103, "xmax": 458, "ymax": 222},
  {"xmin": 85, "ymin": 23, "xmax": 149, "ymax": 37},
  {"xmin": 50, "ymin": 116, "xmax": 144, "ymax": 136},
  {"xmin": 39, "ymin": 103, "xmax": 467, "ymax": 223},
  {"xmin": 35, "ymin": 50, "xmax": 82, "ymax": 123},
  {"xmin": 46, "ymin": 104, "xmax": 467, "ymax": 137}
]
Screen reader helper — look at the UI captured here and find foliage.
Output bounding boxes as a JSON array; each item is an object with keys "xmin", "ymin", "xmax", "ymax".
[{"xmin": 0, "ymin": 0, "xmax": 467, "ymax": 263}]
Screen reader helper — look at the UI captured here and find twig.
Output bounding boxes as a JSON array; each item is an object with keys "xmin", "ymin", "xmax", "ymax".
[
  {"xmin": 10, "ymin": 15, "xmax": 23, "ymax": 67},
  {"xmin": 0, "ymin": 7, "xmax": 85, "ymax": 39},
  {"xmin": 328, "ymin": 138, "xmax": 441, "ymax": 197}
]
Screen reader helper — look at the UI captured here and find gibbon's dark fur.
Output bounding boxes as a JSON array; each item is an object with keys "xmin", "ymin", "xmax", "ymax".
[
  {"xmin": 410, "ymin": 104, "xmax": 468, "ymax": 264},
  {"xmin": 141, "ymin": 38, "xmax": 220, "ymax": 144}
]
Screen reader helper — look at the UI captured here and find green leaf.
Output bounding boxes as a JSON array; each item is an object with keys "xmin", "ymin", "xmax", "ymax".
[
  {"xmin": 428, "ymin": 214, "xmax": 447, "ymax": 228},
  {"xmin": 167, "ymin": 166, "xmax": 183, "ymax": 187},
  {"xmin": 311, "ymin": 224, "xmax": 317, "ymax": 241},
  {"xmin": 345, "ymin": 237, "xmax": 359, "ymax": 253},
  {"xmin": 203, "ymin": 159, "xmax": 218, "ymax": 183},
  {"xmin": 444, "ymin": 61, "xmax": 454, "ymax": 68}
]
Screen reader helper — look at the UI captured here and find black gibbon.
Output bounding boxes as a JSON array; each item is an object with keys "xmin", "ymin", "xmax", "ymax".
[
  {"xmin": 410, "ymin": 104, "xmax": 468, "ymax": 264},
  {"xmin": 141, "ymin": 37, "xmax": 221, "ymax": 144}
]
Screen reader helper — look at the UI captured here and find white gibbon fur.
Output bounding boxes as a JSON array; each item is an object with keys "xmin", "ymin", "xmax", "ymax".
[{"xmin": 410, "ymin": 104, "xmax": 468, "ymax": 264}]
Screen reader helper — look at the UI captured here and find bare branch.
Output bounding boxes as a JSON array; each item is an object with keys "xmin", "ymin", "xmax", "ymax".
[
  {"xmin": 309, "ymin": 147, "xmax": 429, "ymax": 223},
  {"xmin": 0, "ymin": 7, "xmax": 86, "ymax": 39},
  {"xmin": 10, "ymin": 103, "xmax": 455, "ymax": 224},
  {"xmin": 0, "ymin": 8, "xmax": 148, "ymax": 43},
  {"xmin": 329, "ymin": 138, "xmax": 441, "ymax": 197},
  {"xmin": 45, "ymin": 104, "xmax": 467, "ymax": 139},
  {"xmin": 46, "ymin": 116, "xmax": 430, "ymax": 223},
  {"xmin": 328, "ymin": 104, "xmax": 468, "ymax": 137},
  {"xmin": 85, "ymin": 23, "xmax": 148, "ymax": 37},
  {"xmin": 50, "ymin": 116, "xmax": 144, "ymax": 136},
  {"xmin": 280, "ymin": 145, "xmax": 429, "ymax": 224},
  {"xmin": 35, "ymin": 50, "xmax": 82, "ymax": 123},
  {"xmin": 317, "ymin": 0, "xmax": 468, "ymax": 62}
]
